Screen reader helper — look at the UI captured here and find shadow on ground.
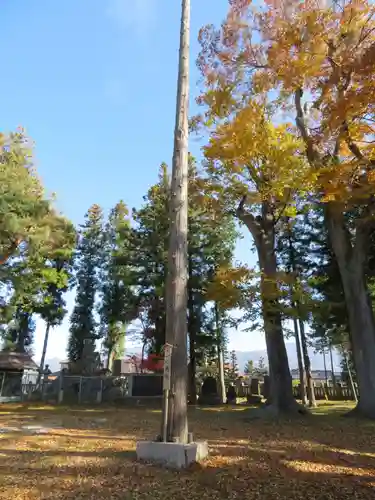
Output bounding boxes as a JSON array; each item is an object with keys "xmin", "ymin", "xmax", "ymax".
[{"xmin": 0, "ymin": 403, "xmax": 374, "ymax": 499}]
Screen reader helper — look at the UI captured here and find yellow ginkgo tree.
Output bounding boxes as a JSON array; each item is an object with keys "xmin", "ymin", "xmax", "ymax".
[
  {"xmin": 197, "ymin": 0, "xmax": 375, "ymax": 418},
  {"xmin": 196, "ymin": 96, "xmax": 311, "ymax": 414}
]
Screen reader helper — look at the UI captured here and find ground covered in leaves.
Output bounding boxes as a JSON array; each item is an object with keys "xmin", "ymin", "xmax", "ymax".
[{"xmin": 0, "ymin": 402, "xmax": 374, "ymax": 499}]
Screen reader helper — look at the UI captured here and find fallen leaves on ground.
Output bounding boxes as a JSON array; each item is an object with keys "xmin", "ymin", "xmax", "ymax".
[{"xmin": 0, "ymin": 402, "xmax": 374, "ymax": 499}]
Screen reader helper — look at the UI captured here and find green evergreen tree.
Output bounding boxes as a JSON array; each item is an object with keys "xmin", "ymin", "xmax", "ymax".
[
  {"xmin": 2, "ymin": 308, "xmax": 35, "ymax": 353},
  {"xmin": 68, "ymin": 204, "xmax": 104, "ymax": 363},
  {"xmin": 132, "ymin": 160, "xmax": 238, "ymax": 396},
  {"xmin": 187, "ymin": 158, "xmax": 237, "ymax": 401},
  {"xmin": 1, "ymin": 257, "xmax": 38, "ymax": 352},
  {"xmin": 244, "ymin": 359, "xmax": 254, "ymax": 376},
  {"xmin": 131, "ymin": 164, "xmax": 170, "ymax": 355},
  {"xmin": 1, "ymin": 252, "xmax": 52, "ymax": 353},
  {"xmin": 1, "ymin": 226, "xmax": 74, "ymax": 358},
  {"xmin": 0, "ymin": 131, "xmax": 73, "ymax": 269},
  {"xmin": 36, "ymin": 222, "xmax": 75, "ymax": 378},
  {"xmin": 0, "ymin": 130, "xmax": 75, "ymax": 358},
  {"xmin": 285, "ymin": 204, "xmax": 361, "ymax": 395},
  {"xmin": 99, "ymin": 201, "xmax": 137, "ymax": 369},
  {"xmin": 277, "ymin": 210, "xmax": 316, "ymax": 406},
  {"xmin": 226, "ymin": 350, "xmax": 239, "ymax": 383}
]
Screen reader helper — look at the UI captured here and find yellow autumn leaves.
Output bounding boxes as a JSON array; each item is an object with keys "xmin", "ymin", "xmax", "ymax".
[
  {"xmin": 205, "ymin": 264, "xmax": 256, "ymax": 310},
  {"xmin": 203, "ymin": 100, "xmax": 312, "ymax": 205},
  {"xmin": 196, "ymin": 0, "xmax": 375, "ymax": 211}
]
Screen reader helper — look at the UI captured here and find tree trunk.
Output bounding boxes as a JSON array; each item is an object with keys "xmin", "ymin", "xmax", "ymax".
[
  {"xmin": 187, "ymin": 255, "xmax": 197, "ymax": 405},
  {"xmin": 188, "ymin": 308, "xmax": 197, "ymax": 405},
  {"xmin": 259, "ymin": 243, "xmax": 298, "ymax": 412},
  {"xmin": 217, "ymin": 346, "xmax": 226, "ymax": 404},
  {"xmin": 257, "ymin": 208, "xmax": 300, "ymax": 413},
  {"xmin": 188, "ymin": 358, "xmax": 197, "ymax": 404},
  {"xmin": 117, "ymin": 330, "xmax": 125, "ymax": 359},
  {"xmin": 299, "ymin": 319, "xmax": 316, "ymax": 407},
  {"xmin": 344, "ymin": 350, "xmax": 358, "ymax": 403},
  {"xmin": 326, "ymin": 205, "xmax": 375, "ymax": 418},
  {"xmin": 329, "ymin": 344, "xmax": 336, "ymax": 386},
  {"xmin": 16, "ymin": 312, "xmax": 29, "ymax": 353},
  {"xmin": 165, "ymin": 0, "xmax": 190, "ymax": 443},
  {"xmin": 323, "ymin": 349, "xmax": 328, "ymax": 385},
  {"xmin": 37, "ymin": 322, "xmax": 51, "ymax": 385},
  {"xmin": 237, "ymin": 201, "xmax": 302, "ymax": 414},
  {"xmin": 140, "ymin": 340, "xmax": 146, "ymax": 374},
  {"xmin": 293, "ymin": 316, "xmax": 307, "ymax": 405},
  {"xmin": 106, "ymin": 346, "xmax": 114, "ymax": 371},
  {"xmin": 286, "ymin": 217, "xmax": 308, "ymax": 407},
  {"xmin": 215, "ymin": 304, "xmax": 226, "ymax": 404}
]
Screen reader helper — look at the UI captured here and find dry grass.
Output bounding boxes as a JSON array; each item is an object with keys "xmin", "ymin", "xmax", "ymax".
[{"xmin": 0, "ymin": 402, "xmax": 374, "ymax": 499}]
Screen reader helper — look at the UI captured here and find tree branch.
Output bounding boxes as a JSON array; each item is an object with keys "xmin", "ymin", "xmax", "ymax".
[
  {"xmin": 236, "ymin": 196, "xmax": 262, "ymax": 245},
  {"xmin": 294, "ymin": 89, "xmax": 317, "ymax": 165},
  {"xmin": 342, "ymin": 122, "xmax": 365, "ymax": 161}
]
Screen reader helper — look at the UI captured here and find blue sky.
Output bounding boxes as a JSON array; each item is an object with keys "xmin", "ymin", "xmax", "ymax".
[{"xmin": 1, "ymin": 0, "xmax": 262, "ymax": 361}]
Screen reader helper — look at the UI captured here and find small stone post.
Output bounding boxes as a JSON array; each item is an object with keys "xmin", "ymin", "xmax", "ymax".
[
  {"xmin": 96, "ymin": 378, "xmax": 103, "ymax": 403},
  {"xmin": 78, "ymin": 376, "xmax": 83, "ymax": 404},
  {"xmin": 127, "ymin": 374, "xmax": 133, "ymax": 397},
  {"xmin": 0, "ymin": 372, "xmax": 6, "ymax": 397},
  {"xmin": 58, "ymin": 375, "xmax": 64, "ymax": 404}
]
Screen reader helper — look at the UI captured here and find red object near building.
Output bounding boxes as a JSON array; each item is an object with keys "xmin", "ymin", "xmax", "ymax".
[{"xmin": 140, "ymin": 353, "xmax": 164, "ymax": 372}]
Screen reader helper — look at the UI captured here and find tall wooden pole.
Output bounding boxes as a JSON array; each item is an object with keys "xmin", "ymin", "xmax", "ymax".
[
  {"xmin": 37, "ymin": 322, "xmax": 51, "ymax": 385},
  {"xmin": 165, "ymin": 0, "xmax": 190, "ymax": 444},
  {"xmin": 215, "ymin": 303, "xmax": 226, "ymax": 404}
]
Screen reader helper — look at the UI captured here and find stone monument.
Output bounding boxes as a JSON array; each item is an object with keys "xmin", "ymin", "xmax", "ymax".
[
  {"xmin": 198, "ymin": 376, "xmax": 222, "ymax": 405},
  {"xmin": 226, "ymin": 383, "xmax": 237, "ymax": 404}
]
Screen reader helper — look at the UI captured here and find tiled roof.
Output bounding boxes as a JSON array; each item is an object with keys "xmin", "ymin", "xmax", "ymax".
[{"xmin": 0, "ymin": 352, "xmax": 38, "ymax": 371}]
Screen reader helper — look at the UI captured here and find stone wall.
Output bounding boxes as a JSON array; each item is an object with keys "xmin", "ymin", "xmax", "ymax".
[{"xmin": 58, "ymin": 374, "xmax": 163, "ymax": 404}]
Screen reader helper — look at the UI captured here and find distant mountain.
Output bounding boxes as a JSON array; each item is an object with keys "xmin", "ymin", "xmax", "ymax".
[
  {"xmin": 35, "ymin": 357, "xmax": 62, "ymax": 373},
  {"xmin": 234, "ymin": 342, "xmax": 341, "ymax": 373}
]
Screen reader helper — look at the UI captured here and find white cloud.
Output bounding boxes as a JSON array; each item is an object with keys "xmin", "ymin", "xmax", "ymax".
[{"xmin": 106, "ymin": 0, "xmax": 157, "ymax": 36}]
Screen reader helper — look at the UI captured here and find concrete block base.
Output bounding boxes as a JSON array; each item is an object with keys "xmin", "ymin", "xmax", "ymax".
[{"xmin": 136, "ymin": 440, "xmax": 208, "ymax": 469}]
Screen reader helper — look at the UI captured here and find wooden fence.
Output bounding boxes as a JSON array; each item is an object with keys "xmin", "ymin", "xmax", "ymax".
[
  {"xmin": 292, "ymin": 384, "xmax": 355, "ymax": 401},
  {"xmin": 237, "ymin": 382, "xmax": 356, "ymax": 401}
]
